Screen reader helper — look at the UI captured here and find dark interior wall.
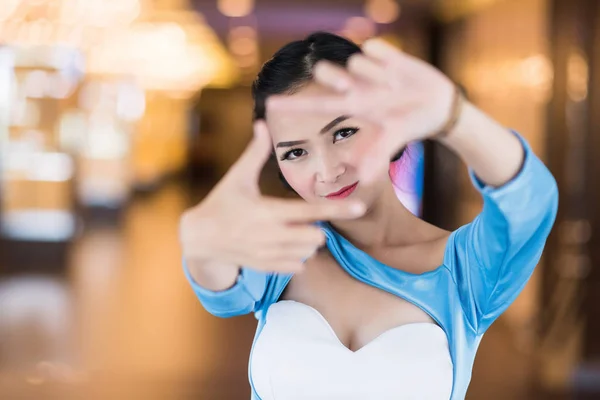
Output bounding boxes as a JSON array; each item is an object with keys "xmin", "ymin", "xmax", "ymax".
[{"xmin": 543, "ymin": 0, "xmax": 600, "ymax": 394}]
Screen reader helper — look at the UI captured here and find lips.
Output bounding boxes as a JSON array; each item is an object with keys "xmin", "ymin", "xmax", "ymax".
[{"xmin": 325, "ymin": 182, "xmax": 359, "ymax": 199}]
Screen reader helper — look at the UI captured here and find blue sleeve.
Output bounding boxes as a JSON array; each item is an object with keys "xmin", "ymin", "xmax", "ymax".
[
  {"xmin": 447, "ymin": 132, "xmax": 558, "ymax": 333},
  {"xmin": 182, "ymin": 261, "xmax": 272, "ymax": 318}
]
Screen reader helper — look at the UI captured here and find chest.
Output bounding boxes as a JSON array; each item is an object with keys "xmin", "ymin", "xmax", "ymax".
[
  {"xmin": 279, "ymin": 249, "xmax": 437, "ymax": 352},
  {"xmin": 251, "ymin": 300, "xmax": 453, "ymax": 400}
]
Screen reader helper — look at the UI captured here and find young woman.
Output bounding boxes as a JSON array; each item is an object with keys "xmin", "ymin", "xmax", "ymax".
[{"xmin": 179, "ymin": 32, "xmax": 558, "ymax": 400}]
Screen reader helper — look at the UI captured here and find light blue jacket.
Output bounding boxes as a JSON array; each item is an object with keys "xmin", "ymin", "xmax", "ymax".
[{"xmin": 183, "ymin": 132, "xmax": 559, "ymax": 399}]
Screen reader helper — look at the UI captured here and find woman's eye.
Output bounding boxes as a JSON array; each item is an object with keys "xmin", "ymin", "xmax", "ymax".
[
  {"xmin": 333, "ymin": 127, "xmax": 359, "ymax": 142},
  {"xmin": 281, "ymin": 148, "xmax": 306, "ymax": 161}
]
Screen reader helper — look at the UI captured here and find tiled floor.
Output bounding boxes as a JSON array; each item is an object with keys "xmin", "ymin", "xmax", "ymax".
[{"xmin": 0, "ymin": 181, "xmax": 570, "ymax": 399}]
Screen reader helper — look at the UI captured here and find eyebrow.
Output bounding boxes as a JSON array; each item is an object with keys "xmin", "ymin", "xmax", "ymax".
[
  {"xmin": 275, "ymin": 115, "xmax": 351, "ymax": 149},
  {"xmin": 320, "ymin": 115, "xmax": 351, "ymax": 134}
]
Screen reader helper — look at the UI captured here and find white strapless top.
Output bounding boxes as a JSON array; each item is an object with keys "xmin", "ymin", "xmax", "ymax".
[{"xmin": 250, "ymin": 301, "xmax": 453, "ymax": 400}]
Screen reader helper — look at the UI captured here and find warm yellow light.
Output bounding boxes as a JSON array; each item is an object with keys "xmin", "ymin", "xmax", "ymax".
[
  {"xmin": 460, "ymin": 54, "xmax": 554, "ymax": 104},
  {"xmin": 519, "ymin": 55, "xmax": 553, "ymax": 88},
  {"xmin": 436, "ymin": 0, "xmax": 501, "ymax": 21},
  {"xmin": 217, "ymin": 0, "xmax": 255, "ymax": 18},
  {"xmin": 229, "ymin": 25, "xmax": 257, "ymax": 40},
  {"xmin": 0, "ymin": 0, "xmax": 141, "ymax": 47},
  {"xmin": 0, "ymin": 0, "xmax": 140, "ymax": 27},
  {"xmin": 58, "ymin": 0, "xmax": 82, "ymax": 25},
  {"xmin": 86, "ymin": 19, "xmax": 238, "ymax": 93},
  {"xmin": 1, "ymin": 3, "xmax": 239, "ymax": 93},
  {"xmin": 236, "ymin": 52, "xmax": 258, "ymax": 69},
  {"xmin": 365, "ymin": 0, "xmax": 401, "ymax": 25},
  {"xmin": 230, "ymin": 37, "xmax": 257, "ymax": 56},
  {"xmin": 567, "ymin": 49, "xmax": 588, "ymax": 102},
  {"xmin": 0, "ymin": 0, "xmax": 20, "ymax": 22}
]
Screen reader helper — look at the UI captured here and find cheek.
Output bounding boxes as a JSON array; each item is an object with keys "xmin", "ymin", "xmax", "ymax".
[{"xmin": 279, "ymin": 164, "xmax": 315, "ymax": 199}]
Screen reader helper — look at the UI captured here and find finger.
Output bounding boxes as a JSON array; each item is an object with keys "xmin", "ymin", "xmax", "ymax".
[
  {"xmin": 274, "ymin": 225, "xmax": 326, "ymax": 246},
  {"xmin": 312, "ymin": 61, "xmax": 356, "ymax": 92},
  {"xmin": 362, "ymin": 39, "xmax": 408, "ymax": 68},
  {"xmin": 347, "ymin": 54, "xmax": 388, "ymax": 86},
  {"xmin": 228, "ymin": 120, "xmax": 272, "ymax": 186},
  {"xmin": 212, "ymin": 246, "xmax": 306, "ymax": 273},
  {"xmin": 264, "ymin": 198, "xmax": 366, "ymax": 222},
  {"xmin": 359, "ymin": 135, "xmax": 404, "ymax": 184}
]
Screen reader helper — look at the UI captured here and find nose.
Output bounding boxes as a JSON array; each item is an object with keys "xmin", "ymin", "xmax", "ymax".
[{"xmin": 316, "ymin": 153, "xmax": 345, "ymax": 184}]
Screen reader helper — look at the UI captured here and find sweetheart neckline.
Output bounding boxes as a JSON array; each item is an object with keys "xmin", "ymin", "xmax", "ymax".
[{"xmin": 273, "ymin": 300, "xmax": 447, "ymax": 354}]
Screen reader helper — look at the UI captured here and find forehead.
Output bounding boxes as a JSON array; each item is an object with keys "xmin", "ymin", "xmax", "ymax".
[{"xmin": 265, "ymin": 82, "xmax": 341, "ymax": 142}]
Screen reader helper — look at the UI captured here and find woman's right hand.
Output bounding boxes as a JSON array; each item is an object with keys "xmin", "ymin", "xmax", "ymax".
[{"xmin": 179, "ymin": 121, "xmax": 366, "ymax": 274}]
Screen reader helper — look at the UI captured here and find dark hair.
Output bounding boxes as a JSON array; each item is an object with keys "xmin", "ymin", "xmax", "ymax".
[{"xmin": 251, "ymin": 32, "xmax": 404, "ymax": 190}]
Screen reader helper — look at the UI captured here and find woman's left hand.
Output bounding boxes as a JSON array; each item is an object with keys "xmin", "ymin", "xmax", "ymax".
[{"xmin": 267, "ymin": 38, "xmax": 459, "ymax": 183}]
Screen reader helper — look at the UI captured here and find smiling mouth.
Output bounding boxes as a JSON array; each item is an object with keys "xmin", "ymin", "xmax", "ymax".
[{"xmin": 325, "ymin": 182, "xmax": 359, "ymax": 199}]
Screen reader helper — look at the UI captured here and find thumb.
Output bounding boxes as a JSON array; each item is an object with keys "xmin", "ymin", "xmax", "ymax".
[{"xmin": 228, "ymin": 120, "xmax": 273, "ymax": 187}]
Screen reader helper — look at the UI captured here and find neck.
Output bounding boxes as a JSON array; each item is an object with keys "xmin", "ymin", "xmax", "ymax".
[{"xmin": 329, "ymin": 182, "xmax": 437, "ymax": 249}]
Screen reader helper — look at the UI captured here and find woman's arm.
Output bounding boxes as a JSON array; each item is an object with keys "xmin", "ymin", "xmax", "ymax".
[
  {"xmin": 182, "ymin": 258, "xmax": 271, "ymax": 318},
  {"xmin": 185, "ymin": 259, "xmax": 240, "ymax": 292},
  {"xmin": 438, "ymin": 101, "xmax": 525, "ymax": 187},
  {"xmin": 179, "ymin": 121, "xmax": 365, "ymax": 318},
  {"xmin": 444, "ymin": 125, "xmax": 558, "ymax": 333}
]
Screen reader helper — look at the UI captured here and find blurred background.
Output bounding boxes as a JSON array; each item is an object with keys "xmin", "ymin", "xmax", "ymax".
[{"xmin": 0, "ymin": 0, "xmax": 599, "ymax": 399}]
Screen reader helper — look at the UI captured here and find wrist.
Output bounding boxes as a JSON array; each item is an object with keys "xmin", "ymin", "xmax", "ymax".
[
  {"xmin": 180, "ymin": 212, "xmax": 219, "ymax": 260},
  {"xmin": 430, "ymin": 84, "xmax": 467, "ymax": 141},
  {"xmin": 434, "ymin": 100, "xmax": 478, "ymax": 145}
]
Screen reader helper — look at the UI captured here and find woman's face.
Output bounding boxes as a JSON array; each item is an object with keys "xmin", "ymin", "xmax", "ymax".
[{"xmin": 266, "ymin": 82, "xmax": 390, "ymax": 208}]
